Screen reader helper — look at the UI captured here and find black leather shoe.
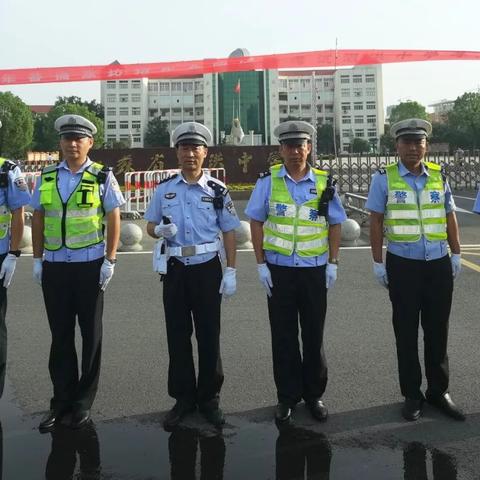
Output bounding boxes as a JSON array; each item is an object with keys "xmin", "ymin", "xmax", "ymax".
[
  {"xmin": 200, "ymin": 406, "xmax": 225, "ymax": 427},
  {"xmin": 402, "ymin": 398, "xmax": 423, "ymax": 421},
  {"xmin": 163, "ymin": 402, "xmax": 196, "ymax": 430},
  {"xmin": 39, "ymin": 410, "xmax": 63, "ymax": 432},
  {"xmin": 70, "ymin": 409, "xmax": 91, "ymax": 429},
  {"xmin": 275, "ymin": 403, "xmax": 292, "ymax": 424},
  {"xmin": 306, "ymin": 399, "xmax": 328, "ymax": 422},
  {"xmin": 427, "ymin": 393, "xmax": 465, "ymax": 421}
]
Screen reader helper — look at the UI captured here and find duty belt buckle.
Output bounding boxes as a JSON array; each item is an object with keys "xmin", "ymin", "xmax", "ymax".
[{"xmin": 181, "ymin": 245, "xmax": 196, "ymax": 257}]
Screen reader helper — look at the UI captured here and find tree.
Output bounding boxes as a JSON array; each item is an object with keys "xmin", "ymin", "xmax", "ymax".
[
  {"xmin": 448, "ymin": 92, "xmax": 480, "ymax": 149},
  {"xmin": 351, "ymin": 137, "xmax": 371, "ymax": 154},
  {"xmin": 316, "ymin": 124, "xmax": 340, "ymax": 154},
  {"xmin": 55, "ymin": 96, "xmax": 104, "ymax": 119},
  {"xmin": 0, "ymin": 92, "xmax": 34, "ymax": 159},
  {"xmin": 34, "ymin": 103, "xmax": 104, "ymax": 152},
  {"xmin": 389, "ymin": 101, "xmax": 428, "ymax": 125},
  {"xmin": 144, "ymin": 117, "xmax": 170, "ymax": 147},
  {"xmin": 379, "ymin": 124, "xmax": 395, "ymax": 154}
]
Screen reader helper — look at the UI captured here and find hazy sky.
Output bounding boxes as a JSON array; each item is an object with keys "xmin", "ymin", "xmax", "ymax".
[{"xmin": 1, "ymin": 0, "xmax": 479, "ymax": 110}]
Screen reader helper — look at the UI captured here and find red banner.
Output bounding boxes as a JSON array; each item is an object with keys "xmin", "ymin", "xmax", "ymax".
[{"xmin": 1, "ymin": 49, "xmax": 480, "ymax": 86}]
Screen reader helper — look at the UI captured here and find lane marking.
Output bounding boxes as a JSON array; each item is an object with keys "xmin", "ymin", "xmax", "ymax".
[
  {"xmin": 461, "ymin": 257, "xmax": 480, "ymax": 273},
  {"xmin": 454, "ymin": 195, "xmax": 476, "ymax": 201},
  {"xmin": 461, "ymin": 252, "xmax": 480, "ymax": 256},
  {"xmin": 455, "ymin": 207, "xmax": 474, "ymax": 215}
]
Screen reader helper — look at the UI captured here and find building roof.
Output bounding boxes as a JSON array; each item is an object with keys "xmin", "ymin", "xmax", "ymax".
[{"xmin": 29, "ymin": 105, "xmax": 53, "ymax": 114}]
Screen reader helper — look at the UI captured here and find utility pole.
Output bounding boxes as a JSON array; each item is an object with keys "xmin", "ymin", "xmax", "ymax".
[{"xmin": 311, "ymin": 71, "xmax": 317, "ymax": 166}]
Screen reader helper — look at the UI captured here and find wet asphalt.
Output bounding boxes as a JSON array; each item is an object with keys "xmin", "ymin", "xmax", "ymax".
[{"xmin": 0, "ymin": 193, "xmax": 479, "ymax": 479}]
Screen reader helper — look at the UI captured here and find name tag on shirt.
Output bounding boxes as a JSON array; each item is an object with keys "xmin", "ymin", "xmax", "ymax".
[
  {"xmin": 201, "ymin": 196, "xmax": 213, "ymax": 203},
  {"xmin": 164, "ymin": 193, "xmax": 176, "ymax": 199}
]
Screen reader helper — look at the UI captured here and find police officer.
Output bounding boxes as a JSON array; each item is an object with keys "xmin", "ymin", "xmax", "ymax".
[
  {"xmin": 0, "ymin": 119, "xmax": 31, "ymax": 397},
  {"xmin": 31, "ymin": 114, "xmax": 125, "ymax": 431},
  {"xmin": 245, "ymin": 120, "xmax": 347, "ymax": 424},
  {"xmin": 145, "ymin": 121, "xmax": 240, "ymax": 429},
  {"xmin": 367, "ymin": 118, "xmax": 464, "ymax": 421}
]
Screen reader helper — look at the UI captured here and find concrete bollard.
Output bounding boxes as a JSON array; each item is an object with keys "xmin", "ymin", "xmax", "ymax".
[
  {"xmin": 341, "ymin": 218, "xmax": 361, "ymax": 247},
  {"xmin": 118, "ymin": 223, "xmax": 143, "ymax": 252},
  {"xmin": 235, "ymin": 220, "xmax": 252, "ymax": 249},
  {"xmin": 19, "ymin": 225, "xmax": 33, "ymax": 254}
]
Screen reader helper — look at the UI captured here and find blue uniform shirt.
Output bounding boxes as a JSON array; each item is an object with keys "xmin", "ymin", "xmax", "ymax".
[
  {"xmin": 366, "ymin": 161, "xmax": 455, "ymax": 261},
  {"xmin": 0, "ymin": 163, "xmax": 32, "ymax": 254},
  {"xmin": 245, "ymin": 165, "xmax": 347, "ymax": 267},
  {"xmin": 144, "ymin": 173, "xmax": 241, "ymax": 265},
  {"xmin": 473, "ymin": 189, "xmax": 480, "ymax": 214},
  {"xmin": 30, "ymin": 158, "xmax": 125, "ymax": 262}
]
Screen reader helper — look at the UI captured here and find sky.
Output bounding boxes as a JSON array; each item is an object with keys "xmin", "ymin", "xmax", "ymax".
[{"xmin": 1, "ymin": 0, "xmax": 480, "ymax": 111}]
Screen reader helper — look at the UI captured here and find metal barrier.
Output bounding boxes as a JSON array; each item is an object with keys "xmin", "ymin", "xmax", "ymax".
[
  {"xmin": 124, "ymin": 168, "xmax": 226, "ymax": 213},
  {"xmin": 23, "ymin": 172, "xmax": 41, "ymax": 193},
  {"xmin": 343, "ymin": 192, "xmax": 370, "ymax": 224}
]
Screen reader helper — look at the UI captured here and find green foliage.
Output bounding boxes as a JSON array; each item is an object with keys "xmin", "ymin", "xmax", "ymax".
[
  {"xmin": 0, "ymin": 92, "xmax": 34, "ymax": 159},
  {"xmin": 55, "ymin": 96, "xmax": 104, "ymax": 119},
  {"xmin": 379, "ymin": 124, "xmax": 395, "ymax": 153},
  {"xmin": 227, "ymin": 183, "xmax": 255, "ymax": 191},
  {"xmin": 144, "ymin": 117, "xmax": 170, "ymax": 147},
  {"xmin": 389, "ymin": 101, "xmax": 428, "ymax": 125},
  {"xmin": 448, "ymin": 92, "xmax": 480, "ymax": 149},
  {"xmin": 351, "ymin": 137, "xmax": 371, "ymax": 153},
  {"xmin": 316, "ymin": 124, "xmax": 340, "ymax": 154},
  {"xmin": 34, "ymin": 103, "xmax": 104, "ymax": 152}
]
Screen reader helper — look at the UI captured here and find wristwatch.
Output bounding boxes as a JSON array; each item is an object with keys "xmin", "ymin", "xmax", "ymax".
[
  {"xmin": 8, "ymin": 250, "xmax": 21, "ymax": 257},
  {"xmin": 105, "ymin": 257, "xmax": 117, "ymax": 264},
  {"xmin": 328, "ymin": 258, "xmax": 339, "ymax": 265}
]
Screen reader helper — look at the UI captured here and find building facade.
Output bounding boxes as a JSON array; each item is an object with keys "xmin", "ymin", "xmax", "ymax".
[{"xmin": 100, "ymin": 53, "xmax": 384, "ymax": 152}]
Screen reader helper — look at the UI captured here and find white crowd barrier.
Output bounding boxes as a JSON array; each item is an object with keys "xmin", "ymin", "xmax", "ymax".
[
  {"xmin": 124, "ymin": 168, "xmax": 226, "ymax": 213},
  {"xmin": 23, "ymin": 172, "xmax": 42, "ymax": 193}
]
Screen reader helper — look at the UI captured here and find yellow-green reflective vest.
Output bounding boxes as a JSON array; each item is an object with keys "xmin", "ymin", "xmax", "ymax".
[
  {"xmin": 263, "ymin": 164, "xmax": 329, "ymax": 257},
  {"xmin": 384, "ymin": 161, "xmax": 447, "ymax": 243},
  {"xmin": 39, "ymin": 162, "xmax": 105, "ymax": 251},
  {"xmin": 0, "ymin": 158, "xmax": 12, "ymax": 240}
]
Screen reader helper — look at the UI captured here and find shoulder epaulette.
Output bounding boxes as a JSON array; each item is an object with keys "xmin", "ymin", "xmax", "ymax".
[
  {"xmin": 207, "ymin": 178, "xmax": 228, "ymax": 196},
  {"xmin": 258, "ymin": 170, "xmax": 271, "ymax": 179},
  {"xmin": 1, "ymin": 159, "xmax": 17, "ymax": 172},
  {"xmin": 377, "ymin": 168, "xmax": 386, "ymax": 175},
  {"xmin": 158, "ymin": 173, "xmax": 178, "ymax": 185}
]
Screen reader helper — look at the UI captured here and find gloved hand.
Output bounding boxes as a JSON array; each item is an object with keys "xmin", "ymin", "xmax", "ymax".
[
  {"xmin": 0, "ymin": 253, "xmax": 17, "ymax": 288},
  {"xmin": 373, "ymin": 262, "xmax": 389, "ymax": 288},
  {"xmin": 219, "ymin": 267, "xmax": 237, "ymax": 298},
  {"xmin": 33, "ymin": 258, "xmax": 43, "ymax": 286},
  {"xmin": 257, "ymin": 263, "xmax": 273, "ymax": 297},
  {"xmin": 450, "ymin": 253, "xmax": 462, "ymax": 279},
  {"xmin": 154, "ymin": 221, "xmax": 177, "ymax": 239},
  {"xmin": 99, "ymin": 258, "xmax": 115, "ymax": 291},
  {"xmin": 325, "ymin": 263, "xmax": 337, "ymax": 289}
]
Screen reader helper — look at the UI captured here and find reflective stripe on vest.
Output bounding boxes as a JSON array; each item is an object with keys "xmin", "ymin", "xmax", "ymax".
[
  {"xmin": 384, "ymin": 161, "xmax": 447, "ymax": 242},
  {"xmin": 40, "ymin": 162, "xmax": 105, "ymax": 250},
  {"xmin": 263, "ymin": 164, "xmax": 329, "ymax": 257},
  {"xmin": 0, "ymin": 158, "xmax": 12, "ymax": 240}
]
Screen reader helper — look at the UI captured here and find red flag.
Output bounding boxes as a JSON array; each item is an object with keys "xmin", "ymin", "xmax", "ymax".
[{"xmin": 234, "ymin": 79, "xmax": 240, "ymax": 93}]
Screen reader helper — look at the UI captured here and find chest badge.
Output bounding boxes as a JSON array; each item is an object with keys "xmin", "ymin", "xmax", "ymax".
[{"xmin": 164, "ymin": 192, "xmax": 176, "ymax": 199}]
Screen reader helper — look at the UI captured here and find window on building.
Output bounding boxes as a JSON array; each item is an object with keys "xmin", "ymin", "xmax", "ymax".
[
  {"xmin": 323, "ymin": 80, "xmax": 331, "ymax": 88},
  {"xmin": 107, "ymin": 121, "xmax": 116, "ymax": 129},
  {"xmin": 342, "ymin": 117, "xmax": 351, "ymax": 124},
  {"xmin": 341, "ymin": 88, "xmax": 350, "ymax": 97},
  {"xmin": 131, "ymin": 94, "xmax": 141, "ymax": 102},
  {"xmin": 119, "ymin": 121, "xmax": 129, "ymax": 129},
  {"xmin": 365, "ymin": 74, "xmax": 375, "ymax": 83},
  {"xmin": 106, "ymin": 94, "xmax": 116, "ymax": 103},
  {"xmin": 325, "ymin": 116, "xmax": 334, "ymax": 124},
  {"xmin": 183, "ymin": 82, "xmax": 193, "ymax": 92},
  {"xmin": 172, "ymin": 108, "xmax": 181, "ymax": 116},
  {"xmin": 194, "ymin": 81, "xmax": 203, "ymax": 91},
  {"xmin": 317, "ymin": 105, "xmax": 323, "ymax": 113},
  {"xmin": 353, "ymin": 102, "xmax": 363, "ymax": 111},
  {"xmin": 131, "ymin": 80, "xmax": 141, "ymax": 89},
  {"xmin": 280, "ymin": 107, "xmax": 288, "ymax": 115},
  {"xmin": 148, "ymin": 83, "xmax": 159, "ymax": 92},
  {"xmin": 119, "ymin": 107, "xmax": 128, "ymax": 116},
  {"xmin": 159, "ymin": 82, "xmax": 170, "ymax": 92},
  {"xmin": 131, "ymin": 121, "xmax": 141, "ymax": 130},
  {"xmin": 341, "ymin": 102, "xmax": 351, "ymax": 113},
  {"xmin": 119, "ymin": 80, "xmax": 129, "ymax": 89},
  {"xmin": 289, "ymin": 106, "xmax": 299, "ymax": 114},
  {"xmin": 277, "ymin": 79, "xmax": 286, "ymax": 89},
  {"xmin": 106, "ymin": 81, "xmax": 116, "ymax": 89},
  {"xmin": 160, "ymin": 108, "xmax": 169, "ymax": 116},
  {"xmin": 171, "ymin": 82, "xmax": 181, "ymax": 92},
  {"xmin": 352, "ymin": 75, "xmax": 362, "ymax": 84},
  {"xmin": 354, "ymin": 116, "xmax": 363, "ymax": 124},
  {"xmin": 131, "ymin": 107, "xmax": 141, "ymax": 115},
  {"xmin": 119, "ymin": 94, "xmax": 128, "ymax": 103},
  {"xmin": 301, "ymin": 104, "xmax": 311, "ymax": 112},
  {"xmin": 149, "ymin": 108, "xmax": 158, "ymax": 117},
  {"xmin": 106, "ymin": 135, "xmax": 116, "ymax": 142},
  {"xmin": 325, "ymin": 105, "xmax": 333, "ymax": 113},
  {"xmin": 279, "ymin": 92, "xmax": 288, "ymax": 101},
  {"xmin": 355, "ymin": 129, "xmax": 364, "ymax": 137},
  {"xmin": 366, "ymin": 88, "xmax": 375, "ymax": 97},
  {"xmin": 133, "ymin": 136, "xmax": 141, "ymax": 143},
  {"xmin": 366, "ymin": 101, "xmax": 376, "ymax": 110},
  {"xmin": 340, "ymin": 75, "xmax": 350, "ymax": 84},
  {"xmin": 106, "ymin": 107, "xmax": 116, "ymax": 115},
  {"xmin": 194, "ymin": 94, "xmax": 204, "ymax": 103},
  {"xmin": 342, "ymin": 129, "xmax": 351, "ymax": 138},
  {"xmin": 288, "ymin": 79, "xmax": 299, "ymax": 91},
  {"xmin": 368, "ymin": 129, "xmax": 377, "ymax": 137},
  {"xmin": 353, "ymin": 88, "xmax": 362, "ymax": 97},
  {"xmin": 195, "ymin": 108, "xmax": 204, "ymax": 117},
  {"xmin": 300, "ymin": 79, "xmax": 311, "ymax": 89},
  {"xmin": 367, "ymin": 115, "xmax": 376, "ymax": 124}
]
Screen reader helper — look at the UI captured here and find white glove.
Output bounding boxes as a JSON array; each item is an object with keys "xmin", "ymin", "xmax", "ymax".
[
  {"xmin": 33, "ymin": 258, "xmax": 43, "ymax": 286},
  {"xmin": 325, "ymin": 263, "xmax": 337, "ymax": 289},
  {"xmin": 450, "ymin": 254, "xmax": 462, "ymax": 279},
  {"xmin": 154, "ymin": 221, "xmax": 177, "ymax": 239},
  {"xmin": 99, "ymin": 258, "xmax": 115, "ymax": 291},
  {"xmin": 257, "ymin": 263, "xmax": 273, "ymax": 297},
  {"xmin": 0, "ymin": 254, "xmax": 17, "ymax": 288},
  {"xmin": 219, "ymin": 267, "xmax": 237, "ymax": 298},
  {"xmin": 373, "ymin": 262, "xmax": 389, "ymax": 288}
]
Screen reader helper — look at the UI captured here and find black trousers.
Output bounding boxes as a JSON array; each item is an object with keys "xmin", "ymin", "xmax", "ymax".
[
  {"xmin": 42, "ymin": 259, "xmax": 104, "ymax": 412},
  {"xmin": 0, "ymin": 253, "xmax": 7, "ymax": 399},
  {"xmin": 386, "ymin": 252, "xmax": 453, "ymax": 400},
  {"xmin": 267, "ymin": 263, "xmax": 328, "ymax": 406},
  {"xmin": 163, "ymin": 256, "xmax": 223, "ymax": 408},
  {"xmin": 403, "ymin": 443, "xmax": 457, "ymax": 480}
]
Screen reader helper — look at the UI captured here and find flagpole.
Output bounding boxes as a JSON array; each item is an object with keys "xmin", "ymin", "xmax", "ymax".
[{"xmin": 238, "ymin": 79, "xmax": 241, "ymax": 124}]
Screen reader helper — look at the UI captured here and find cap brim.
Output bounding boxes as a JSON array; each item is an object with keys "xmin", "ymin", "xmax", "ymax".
[
  {"xmin": 395, "ymin": 131, "xmax": 428, "ymax": 140},
  {"xmin": 280, "ymin": 138, "xmax": 309, "ymax": 146},
  {"xmin": 59, "ymin": 127, "xmax": 93, "ymax": 138}
]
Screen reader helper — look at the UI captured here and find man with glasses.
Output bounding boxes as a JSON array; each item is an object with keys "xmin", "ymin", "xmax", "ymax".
[
  {"xmin": 245, "ymin": 120, "xmax": 346, "ymax": 424},
  {"xmin": 367, "ymin": 118, "xmax": 464, "ymax": 422},
  {"xmin": 145, "ymin": 121, "xmax": 240, "ymax": 429}
]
